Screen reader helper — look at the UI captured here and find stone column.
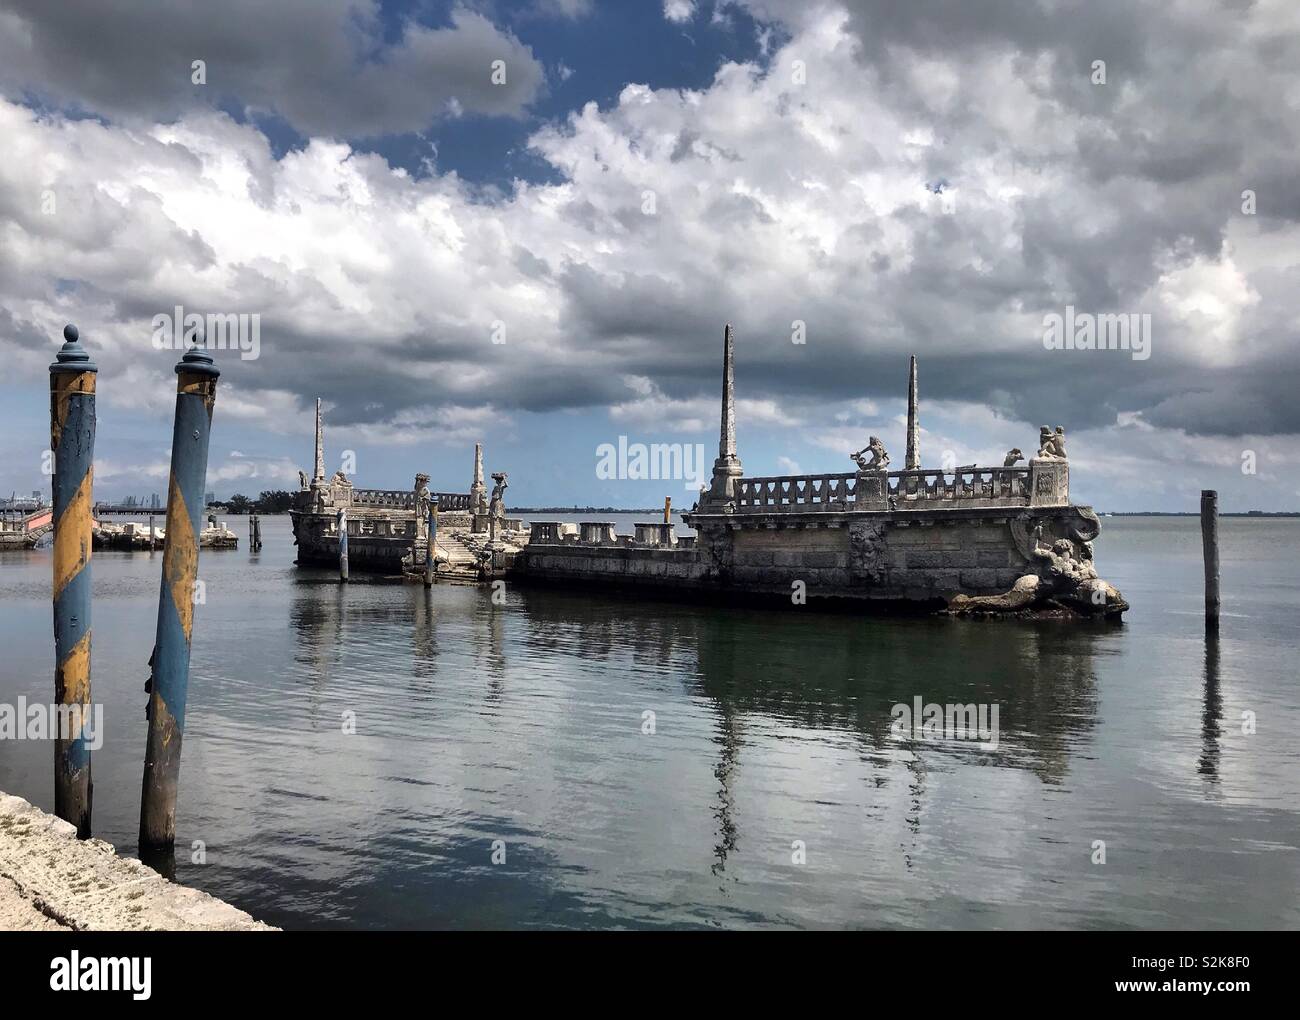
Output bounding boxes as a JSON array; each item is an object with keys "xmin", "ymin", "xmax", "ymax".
[
  {"xmin": 905, "ymin": 354, "xmax": 920, "ymax": 470},
  {"xmin": 705, "ymin": 323, "xmax": 743, "ymax": 506},
  {"xmin": 313, "ymin": 397, "xmax": 325, "ymax": 482},
  {"xmin": 470, "ymin": 442, "xmax": 486, "ymax": 513}
]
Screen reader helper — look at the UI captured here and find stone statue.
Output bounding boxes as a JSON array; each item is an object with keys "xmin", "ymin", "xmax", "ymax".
[
  {"xmin": 414, "ymin": 472, "xmax": 431, "ymax": 520},
  {"xmin": 1003, "ymin": 448, "xmax": 1024, "ymax": 467},
  {"xmin": 1037, "ymin": 427, "xmax": 1067, "ymax": 460},
  {"xmin": 851, "ymin": 437, "xmax": 890, "ymax": 471},
  {"xmin": 298, "ymin": 469, "xmax": 308, "ymax": 489},
  {"xmin": 488, "ymin": 472, "xmax": 508, "ymax": 519},
  {"xmin": 333, "ymin": 469, "xmax": 348, "ymax": 483},
  {"xmin": 949, "ymin": 525, "xmax": 1126, "ymax": 617}
]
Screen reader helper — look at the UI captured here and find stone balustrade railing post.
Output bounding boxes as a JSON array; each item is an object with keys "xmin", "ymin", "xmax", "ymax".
[{"xmin": 1028, "ymin": 458, "xmax": 1070, "ymax": 507}]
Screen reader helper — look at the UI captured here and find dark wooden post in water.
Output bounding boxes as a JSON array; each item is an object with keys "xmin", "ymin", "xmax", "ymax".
[
  {"xmin": 424, "ymin": 502, "xmax": 437, "ymax": 588},
  {"xmin": 49, "ymin": 324, "xmax": 97, "ymax": 838},
  {"xmin": 140, "ymin": 346, "xmax": 220, "ymax": 851},
  {"xmin": 338, "ymin": 508, "xmax": 349, "ymax": 582},
  {"xmin": 1201, "ymin": 489, "xmax": 1220, "ymax": 627},
  {"xmin": 148, "ymin": 513, "xmax": 157, "ymax": 551}
]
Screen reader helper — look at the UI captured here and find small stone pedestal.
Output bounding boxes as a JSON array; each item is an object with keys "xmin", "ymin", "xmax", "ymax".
[
  {"xmin": 854, "ymin": 469, "xmax": 890, "ymax": 510},
  {"xmin": 1029, "ymin": 458, "xmax": 1069, "ymax": 507}
]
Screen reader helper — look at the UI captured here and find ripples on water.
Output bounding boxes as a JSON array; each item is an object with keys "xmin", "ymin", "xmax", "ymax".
[{"xmin": 1, "ymin": 516, "xmax": 1297, "ymax": 929}]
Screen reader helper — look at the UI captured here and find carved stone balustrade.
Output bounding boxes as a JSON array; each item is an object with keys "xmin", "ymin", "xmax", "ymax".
[
  {"xmin": 728, "ymin": 463, "xmax": 1052, "ymax": 514},
  {"xmin": 579, "ymin": 521, "xmax": 618, "ymax": 545},
  {"xmin": 634, "ymin": 523, "xmax": 677, "ymax": 546}
]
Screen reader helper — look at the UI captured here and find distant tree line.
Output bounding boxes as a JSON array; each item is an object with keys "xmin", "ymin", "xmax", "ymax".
[{"xmin": 212, "ymin": 490, "xmax": 294, "ymax": 514}]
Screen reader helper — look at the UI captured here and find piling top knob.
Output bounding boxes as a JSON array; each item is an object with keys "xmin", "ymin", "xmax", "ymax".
[
  {"xmin": 50, "ymin": 322, "xmax": 97, "ymax": 374},
  {"xmin": 176, "ymin": 344, "xmax": 221, "ymax": 379}
]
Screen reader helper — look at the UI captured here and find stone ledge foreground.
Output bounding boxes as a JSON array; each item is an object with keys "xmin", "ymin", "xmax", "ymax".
[{"xmin": 0, "ymin": 792, "xmax": 275, "ymax": 931}]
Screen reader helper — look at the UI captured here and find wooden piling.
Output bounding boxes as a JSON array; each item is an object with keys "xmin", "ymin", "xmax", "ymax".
[
  {"xmin": 424, "ymin": 503, "xmax": 437, "ymax": 588},
  {"xmin": 149, "ymin": 513, "xmax": 156, "ymax": 551},
  {"xmin": 139, "ymin": 345, "xmax": 219, "ymax": 851},
  {"xmin": 49, "ymin": 324, "xmax": 97, "ymax": 838},
  {"xmin": 338, "ymin": 508, "xmax": 349, "ymax": 582},
  {"xmin": 1201, "ymin": 490, "xmax": 1220, "ymax": 626}
]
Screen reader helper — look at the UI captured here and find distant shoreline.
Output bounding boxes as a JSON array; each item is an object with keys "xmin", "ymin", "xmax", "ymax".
[
  {"xmin": 1100, "ymin": 511, "xmax": 1300, "ymax": 518},
  {"xmin": 60, "ymin": 507, "xmax": 1300, "ymax": 519},
  {"xmin": 510, "ymin": 508, "xmax": 1300, "ymax": 517}
]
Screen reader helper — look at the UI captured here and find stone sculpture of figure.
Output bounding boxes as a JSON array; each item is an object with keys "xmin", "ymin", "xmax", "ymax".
[
  {"xmin": 1003, "ymin": 448, "xmax": 1024, "ymax": 467},
  {"xmin": 488, "ymin": 472, "xmax": 508, "ymax": 518},
  {"xmin": 334, "ymin": 469, "xmax": 348, "ymax": 483},
  {"xmin": 298, "ymin": 469, "xmax": 308, "ymax": 489},
  {"xmin": 414, "ymin": 472, "xmax": 431, "ymax": 518},
  {"xmin": 1034, "ymin": 537, "xmax": 1097, "ymax": 590},
  {"xmin": 851, "ymin": 436, "xmax": 890, "ymax": 471},
  {"xmin": 1037, "ymin": 426, "xmax": 1068, "ymax": 460}
]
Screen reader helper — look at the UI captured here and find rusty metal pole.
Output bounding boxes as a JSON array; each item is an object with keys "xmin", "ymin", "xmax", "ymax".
[
  {"xmin": 49, "ymin": 324, "xmax": 97, "ymax": 838},
  {"xmin": 139, "ymin": 346, "xmax": 220, "ymax": 851},
  {"xmin": 338, "ymin": 507, "xmax": 349, "ymax": 582},
  {"xmin": 664, "ymin": 496, "xmax": 671, "ymax": 524},
  {"xmin": 1201, "ymin": 489, "xmax": 1220, "ymax": 628},
  {"xmin": 424, "ymin": 502, "xmax": 437, "ymax": 587}
]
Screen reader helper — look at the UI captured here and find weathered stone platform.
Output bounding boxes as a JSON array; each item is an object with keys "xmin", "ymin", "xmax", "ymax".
[
  {"xmin": 0, "ymin": 792, "xmax": 274, "ymax": 931},
  {"xmin": 515, "ymin": 503, "xmax": 1122, "ymax": 615}
]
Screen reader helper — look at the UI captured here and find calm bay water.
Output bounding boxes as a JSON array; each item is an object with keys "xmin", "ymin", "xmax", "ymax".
[{"xmin": 1, "ymin": 515, "xmax": 1297, "ymax": 929}]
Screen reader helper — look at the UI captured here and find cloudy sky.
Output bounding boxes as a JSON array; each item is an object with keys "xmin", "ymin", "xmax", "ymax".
[{"xmin": 1, "ymin": 0, "xmax": 1297, "ymax": 511}]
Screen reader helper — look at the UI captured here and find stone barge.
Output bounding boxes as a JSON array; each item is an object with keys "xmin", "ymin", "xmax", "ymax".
[
  {"xmin": 0, "ymin": 507, "xmax": 54, "ymax": 549},
  {"xmin": 513, "ymin": 328, "xmax": 1126, "ymax": 618},
  {"xmin": 92, "ymin": 517, "xmax": 238, "ymax": 551},
  {"xmin": 289, "ymin": 401, "xmax": 526, "ymax": 579}
]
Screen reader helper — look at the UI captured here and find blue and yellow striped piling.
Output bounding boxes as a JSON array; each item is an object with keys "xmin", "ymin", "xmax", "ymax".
[
  {"xmin": 49, "ymin": 324, "xmax": 97, "ymax": 838},
  {"xmin": 139, "ymin": 345, "xmax": 220, "ymax": 850},
  {"xmin": 338, "ymin": 507, "xmax": 349, "ymax": 582},
  {"xmin": 424, "ymin": 502, "xmax": 437, "ymax": 587}
]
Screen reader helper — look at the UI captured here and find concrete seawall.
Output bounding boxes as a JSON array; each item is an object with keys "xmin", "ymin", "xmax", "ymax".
[{"xmin": 0, "ymin": 792, "xmax": 274, "ymax": 931}]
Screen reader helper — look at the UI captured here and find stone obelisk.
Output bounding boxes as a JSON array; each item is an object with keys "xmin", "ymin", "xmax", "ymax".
[
  {"xmin": 905, "ymin": 355, "xmax": 920, "ymax": 470},
  {"xmin": 313, "ymin": 397, "xmax": 326, "ymax": 482},
  {"xmin": 706, "ymin": 323, "xmax": 743, "ymax": 506},
  {"xmin": 470, "ymin": 442, "xmax": 487, "ymax": 513}
]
